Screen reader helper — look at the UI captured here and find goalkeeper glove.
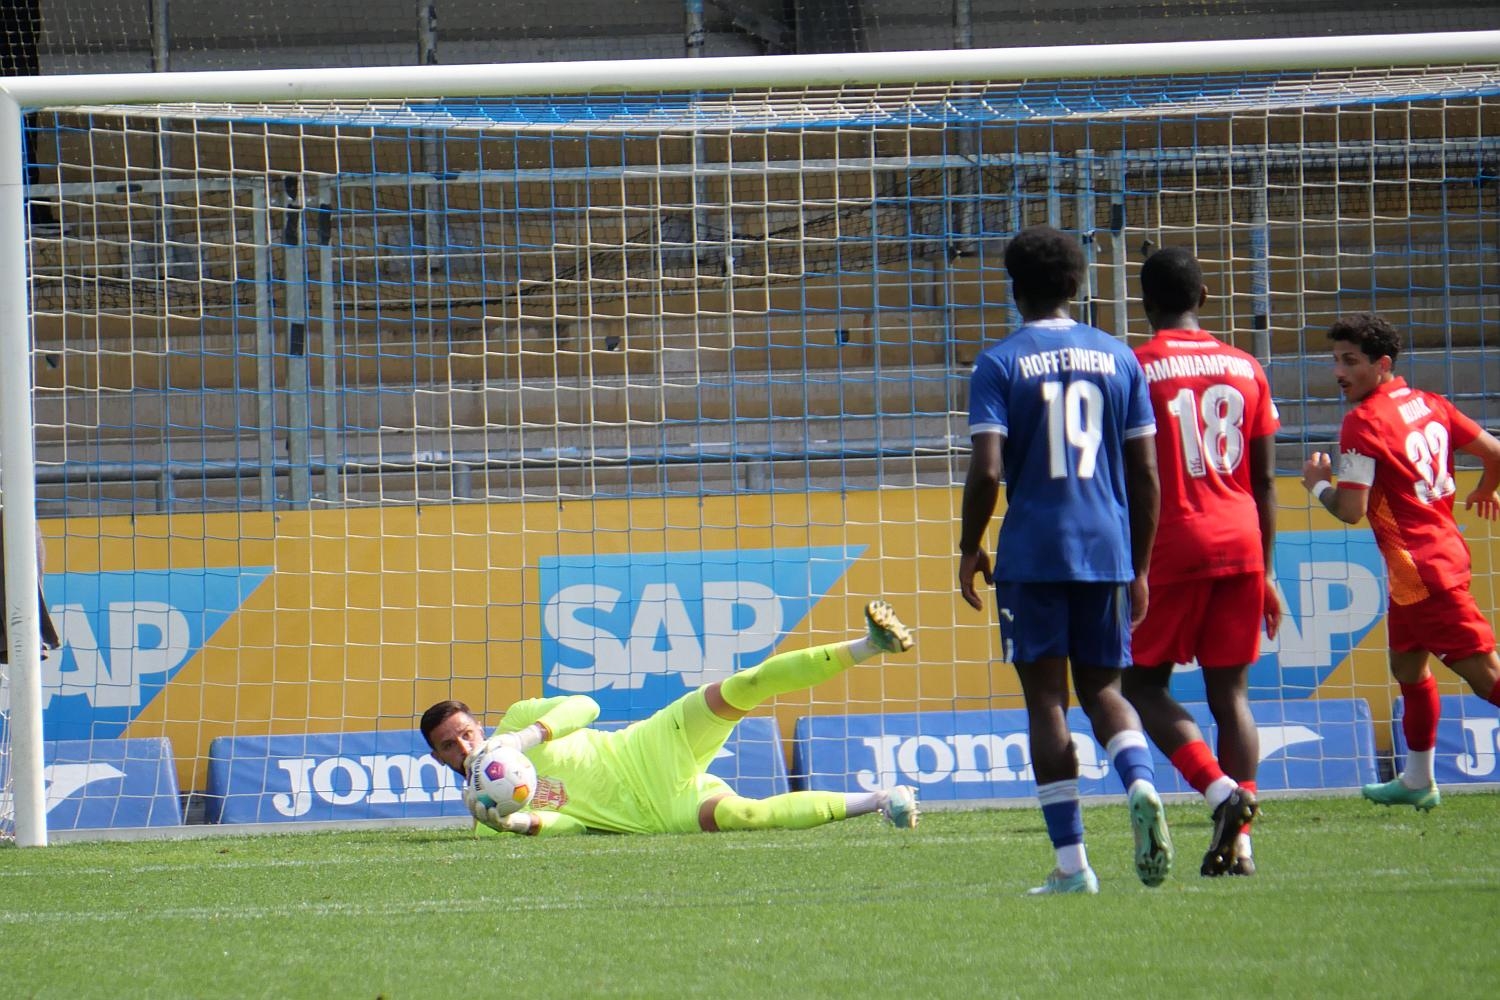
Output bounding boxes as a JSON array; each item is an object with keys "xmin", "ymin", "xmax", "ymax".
[
  {"xmin": 481, "ymin": 722, "xmax": 547, "ymax": 756},
  {"xmin": 463, "ymin": 784, "xmax": 532, "ymax": 834}
]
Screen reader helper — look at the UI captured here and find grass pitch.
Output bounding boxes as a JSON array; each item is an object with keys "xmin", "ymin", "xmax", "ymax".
[{"xmin": 3, "ymin": 794, "xmax": 1497, "ymax": 999}]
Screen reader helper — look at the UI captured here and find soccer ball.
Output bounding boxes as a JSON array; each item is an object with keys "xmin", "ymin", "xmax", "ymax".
[{"xmin": 466, "ymin": 744, "xmax": 537, "ymax": 817}]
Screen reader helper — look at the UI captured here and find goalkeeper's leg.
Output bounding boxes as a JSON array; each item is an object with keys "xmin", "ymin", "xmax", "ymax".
[
  {"xmin": 709, "ymin": 600, "xmax": 912, "ymax": 720},
  {"xmin": 703, "ymin": 788, "xmax": 919, "ymax": 831}
]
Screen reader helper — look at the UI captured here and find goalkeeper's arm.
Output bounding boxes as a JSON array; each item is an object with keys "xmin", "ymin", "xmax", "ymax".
[
  {"xmin": 476, "ymin": 810, "xmax": 588, "ymax": 838},
  {"xmin": 487, "ymin": 695, "xmax": 600, "ymax": 754}
]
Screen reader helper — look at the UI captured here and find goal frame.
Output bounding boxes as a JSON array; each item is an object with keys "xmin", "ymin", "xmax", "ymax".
[{"xmin": 3, "ymin": 28, "xmax": 1499, "ymax": 846}]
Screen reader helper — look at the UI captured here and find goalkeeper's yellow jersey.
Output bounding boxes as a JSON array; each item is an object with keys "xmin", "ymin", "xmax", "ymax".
[{"xmin": 494, "ymin": 695, "xmax": 728, "ymax": 836}]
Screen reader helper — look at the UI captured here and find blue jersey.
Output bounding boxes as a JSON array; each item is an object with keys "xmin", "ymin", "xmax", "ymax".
[{"xmin": 968, "ymin": 318, "xmax": 1155, "ymax": 583}]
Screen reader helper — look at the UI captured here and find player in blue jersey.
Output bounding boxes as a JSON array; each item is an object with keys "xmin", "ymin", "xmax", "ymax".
[{"xmin": 958, "ymin": 225, "xmax": 1172, "ymax": 895}]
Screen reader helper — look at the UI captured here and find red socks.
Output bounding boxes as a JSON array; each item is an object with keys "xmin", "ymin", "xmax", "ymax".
[
  {"xmin": 1169, "ymin": 740, "xmax": 1224, "ymax": 796},
  {"xmin": 1400, "ymin": 674, "xmax": 1440, "ymax": 752},
  {"xmin": 1239, "ymin": 780, "xmax": 1257, "ymax": 835}
]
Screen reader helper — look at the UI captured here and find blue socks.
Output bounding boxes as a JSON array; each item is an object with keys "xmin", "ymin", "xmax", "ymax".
[
  {"xmin": 1106, "ymin": 730, "xmax": 1156, "ymax": 792},
  {"xmin": 1037, "ymin": 779, "xmax": 1084, "ymax": 847}
]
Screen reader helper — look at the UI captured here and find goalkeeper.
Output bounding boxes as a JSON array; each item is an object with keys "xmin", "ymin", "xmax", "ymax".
[{"xmin": 420, "ymin": 601, "xmax": 919, "ymax": 837}]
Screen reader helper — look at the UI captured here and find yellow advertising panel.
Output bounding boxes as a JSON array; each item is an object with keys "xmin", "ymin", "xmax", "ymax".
[{"xmin": 36, "ymin": 474, "xmax": 1500, "ymax": 791}]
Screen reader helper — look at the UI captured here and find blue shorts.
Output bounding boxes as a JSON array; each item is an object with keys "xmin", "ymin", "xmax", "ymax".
[{"xmin": 994, "ymin": 580, "xmax": 1132, "ymax": 668}]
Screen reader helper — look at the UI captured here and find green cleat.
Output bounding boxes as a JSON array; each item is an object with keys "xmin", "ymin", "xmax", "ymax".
[
  {"xmin": 879, "ymin": 785, "xmax": 921, "ymax": 829},
  {"xmin": 1027, "ymin": 867, "xmax": 1100, "ymax": 896},
  {"xmin": 1362, "ymin": 778, "xmax": 1441, "ymax": 812},
  {"xmin": 1128, "ymin": 783, "xmax": 1174, "ymax": 888},
  {"xmin": 864, "ymin": 600, "xmax": 914, "ymax": 653}
]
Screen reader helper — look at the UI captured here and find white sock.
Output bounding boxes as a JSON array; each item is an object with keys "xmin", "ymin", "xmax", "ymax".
[
  {"xmin": 845, "ymin": 791, "xmax": 881, "ymax": 817},
  {"xmin": 1056, "ymin": 842, "xmax": 1089, "ymax": 876},
  {"xmin": 845, "ymin": 637, "xmax": 877, "ymax": 662},
  {"xmin": 1402, "ymin": 749, "xmax": 1435, "ymax": 789},
  {"xmin": 1235, "ymin": 833, "xmax": 1253, "ymax": 859},
  {"xmin": 1205, "ymin": 776, "xmax": 1237, "ymax": 810}
]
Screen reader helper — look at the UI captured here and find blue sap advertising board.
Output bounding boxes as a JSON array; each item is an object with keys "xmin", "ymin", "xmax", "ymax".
[
  {"xmin": 793, "ymin": 699, "xmax": 1377, "ymax": 800},
  {"xmin": 6, "ymin": 737, "xmax": 184, "ymax": 830},
  {"xmin": 38, "ymin": 567, "xmax": 272, "ymax": 741},
  {"xmin": 1392, "ymin": 694, "xmax": 1500, "ymax": 785},
  {"xmin": 1164, "ymin": 530, "xmax": 1388, "ymax": 705},
  {"xmin": 538, "ymin": 547, "xmax": 861, "ymax": 721},
  {"xmin": 207, "ymin": 717, "xmax": 788, "ymax": 824}
]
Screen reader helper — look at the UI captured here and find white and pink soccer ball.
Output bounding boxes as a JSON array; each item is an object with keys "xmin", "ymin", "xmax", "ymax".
[{"xmin": 466, "ymin": 745, "xmax": 537, "ymax": 817}]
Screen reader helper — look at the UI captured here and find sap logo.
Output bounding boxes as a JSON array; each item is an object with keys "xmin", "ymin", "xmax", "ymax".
[
  {"xmin": 1261, "ymin": 531, "xmax": 1386, "ymax": 696},
  {"xmin": 271, "ymin": 754, "xmax": 463, "ymax": 817},
  {"xmin": 1168, "ymin": 531, "xmax": 1386, "ymax": 702},
  {"xmin": 1457, "ymin": 719, "xmax": 1500, "ymax": 777},
  {"xmin": 539, "ymin": 547, "xmax": 862, "ymax": 719},
  {"xmin": 39, "ymin": 568, "xmax": 271, "ymax": 740}
]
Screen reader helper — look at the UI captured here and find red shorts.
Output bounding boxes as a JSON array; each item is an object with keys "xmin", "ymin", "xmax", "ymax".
[
  {"xmin": 1386, "ymin": 586, "xmax": 1496, "ymax": 664},
  {"xmin": 1132, "ymin": 572, "xmax": 1264, "ymax": 669}
]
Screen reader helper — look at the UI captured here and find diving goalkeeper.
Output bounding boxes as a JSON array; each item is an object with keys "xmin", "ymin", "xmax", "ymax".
[{"xmin": 420, "ymin": 601, "xmax": 920, "ymax": 836}]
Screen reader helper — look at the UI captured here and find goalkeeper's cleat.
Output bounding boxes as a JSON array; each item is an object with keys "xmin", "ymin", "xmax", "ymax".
[
  {"xmin": 1362, "ymin": 778, "xmax": 1441, "ymax": 812},
  {"xmin": 1201, "ymin": 786, "xmax": 1259, "ymax": 877},
  {"xmin": 1128, "ymin": 783, "xmax": 1174, "ymax": 888},
  {"xmin": 865, "ymin": 600, "xmax": 914, "ymax": 653},
  {"xmin": 880, "ymin": 785, "xmax": 921, "ymax": 829},
  {"xmin": 1026, "ymin": 867, "xmax": 1100, "ymax": 896}
]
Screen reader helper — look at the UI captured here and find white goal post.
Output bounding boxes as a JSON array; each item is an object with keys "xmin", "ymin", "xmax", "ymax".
[{"xmin": 3, "ymin": 29, "xmax": 1499, "ymax": 846}]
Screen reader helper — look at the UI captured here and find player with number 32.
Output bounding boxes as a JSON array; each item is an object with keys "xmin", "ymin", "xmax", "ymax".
[{"xmin": 1302, "ymin": 312, "xmax": 1500, "ymax": 813}]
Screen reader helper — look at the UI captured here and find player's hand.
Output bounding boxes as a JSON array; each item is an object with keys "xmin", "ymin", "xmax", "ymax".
[
  {"xmin": 463, "ymin": 784, "xmax": 531, "ymax": 833},
  {"xmin": 1129, "ymin": 574, "xmax": 1149, "ymax": 629},
  {"xmin": 1262, "ymin": 577, "xmax": 1282, "ymax": 640},
  {"xmin": 1302, "ymin": 452, "xmax": 1333, "ymax": 492},
  {"xmin": 478, "ymin": 723, "xmax": 546, "ymax": 758},
  {"xmin": 462, "ymin": 782, "xmax": 496, "ymax": 827},
  {"xmin": 1464, "ymin": 489, "xmax": 1500, "ymax": 521},
  {"xmin": 959, "ymin": 548, "xmax": 994, "ymax": 611},
  {"xmin": 482, "ymin": 731, "xmax": 525, "ymax": 755}
]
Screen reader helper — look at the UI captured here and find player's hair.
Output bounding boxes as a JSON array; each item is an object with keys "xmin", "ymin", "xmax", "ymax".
[
  {"xmin": 1139, "ymin": 246, "xmax": 1203, "ymax": 316},
  {"xmin": 420, "ymin": 699, "xmax": 472, "ymax": 749},
  {"xmin": 1327, "ymin": 312, "xmax": 1402, "ymax": 363},
  {"xmin": 1004, "ymin": 225, "xmax": 1085, "ymax": 306}
]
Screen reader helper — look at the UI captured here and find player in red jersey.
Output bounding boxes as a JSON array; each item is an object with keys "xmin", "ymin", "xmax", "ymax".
[
  {"xmin": 1122, "ymin": 248, "xmax": 1279, "ymax": 876},
  {"xmin": 1302, "ymin": 312, "xmax": 1500, "ymax": 811}
]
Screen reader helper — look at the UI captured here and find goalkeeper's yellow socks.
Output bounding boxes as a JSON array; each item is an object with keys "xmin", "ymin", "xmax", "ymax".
[
  {"xmin": 710, "ymin": 790, "xmax": 908, "ymax": 831},
  {"xmin": 711, "ymin": 791, "xmax": 849, "ymax": 830},
  {"xmin": 719, "ymin": 643, "xmax": 854, "ymax": 712}
]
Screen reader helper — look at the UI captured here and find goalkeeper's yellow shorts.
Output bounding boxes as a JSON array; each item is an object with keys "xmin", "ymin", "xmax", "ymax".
[{"xmin": 613, "ymin": 687, "xmax": 736, "ymax": 833}]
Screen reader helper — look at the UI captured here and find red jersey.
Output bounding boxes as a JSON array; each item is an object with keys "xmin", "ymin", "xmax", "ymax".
[
  {"xmin": 1134, "ymin": 328, "xmax": 1279, "ymax": 583},
  {"xmin": 1337, "ymin": 376, "xmax": 1481, "ymax": 605}
]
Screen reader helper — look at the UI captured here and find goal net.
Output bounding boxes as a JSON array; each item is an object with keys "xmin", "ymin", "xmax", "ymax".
[{"xmin": 4, "ymin": 32, "xmax": 1500, "ymax": 841}]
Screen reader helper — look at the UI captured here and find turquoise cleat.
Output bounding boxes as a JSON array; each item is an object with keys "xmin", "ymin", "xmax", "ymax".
[
  {"xmin": 1027, "ymin": 867, "xmax": 1100, "ymax": 896},
  {"xmin": 880, "ymin": 785, "xmax": 921, "ymax": 829},
  {"xmin": 1128, "ymin": 783, "xmax": 1174, "ymax": 887},
  {"xmin": 865, "ymin": 600, "xmax": 914, "ymax": 653},
  {"xmin": 1362, "ymin": 778, "xmax": 1441, "ymax": 812}
]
